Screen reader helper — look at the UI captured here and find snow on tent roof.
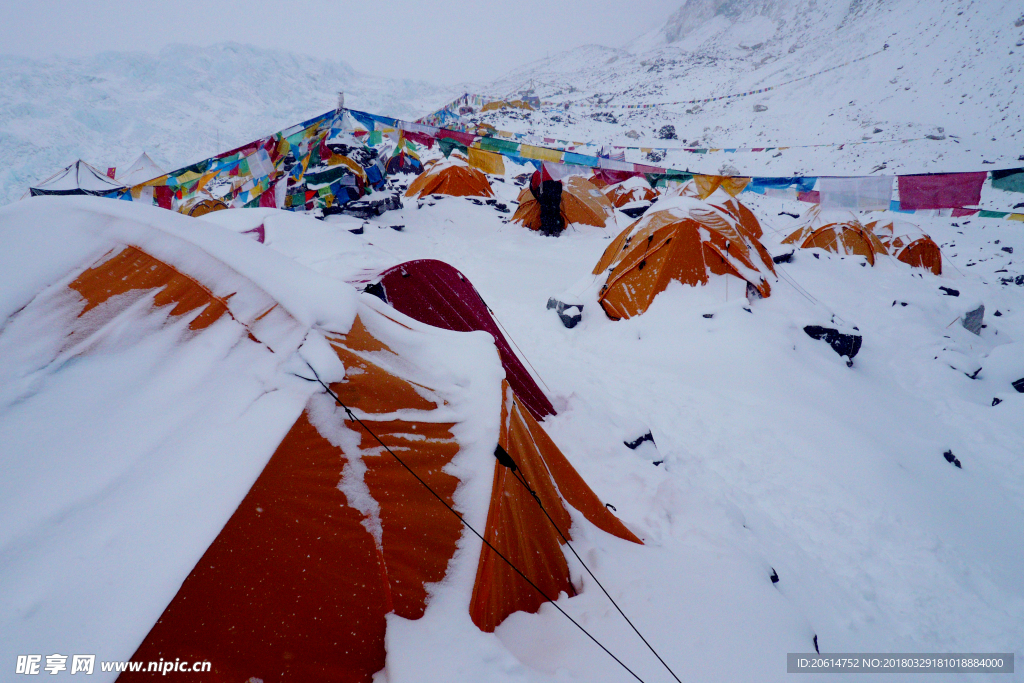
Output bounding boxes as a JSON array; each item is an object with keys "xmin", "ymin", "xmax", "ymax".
[
  {"xmin": 28, "ymin": 159, "xmax": 126, "ymax": 196},
  {"xmin": 593, "ymin": 195, "xmax": 777, "ymax": 319},
  {"xmin": 117, "ymin": 152, "xmax": 164, "ymax": 186},
  {"xmin": 0, "ymin": 197, "xmax": 640, "ymax": 681}
]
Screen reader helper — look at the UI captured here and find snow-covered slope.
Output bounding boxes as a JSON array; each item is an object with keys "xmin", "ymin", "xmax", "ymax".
[
  {"xmin": 0, "ymin": 43, "xmax": 458, "ymax": 205},
  {"xmin": 478, "ymin": 0, "xmax": 1023, "ymax": 177}
]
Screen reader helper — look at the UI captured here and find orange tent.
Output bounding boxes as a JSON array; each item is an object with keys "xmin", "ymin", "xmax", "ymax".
[
  {"xmin": 405, "ymin": 157, "xmax": 494, "ymax": 199},
  {"xmin": 4, "ymin": 200, "xmax": 639, "ymax": 682},
  {"xmin": 782, "ymin": 208, "xmax": 889, "ymax": 265},
  {"xmin": 866, "ymin": 218, "xmax": 943, "ymax": 275},
  {"xmin": 593, "ymin": 196, "xmax": 777, "ymax": 320},
  {"xmin": 122, "ymin": 303, "xmax": 639, "ymax": 681},
  {"xmin": 512, "ymin": 176, "xmax": 615, "ymax": 230},
  {"xmin": 178, "ymin": 197, "xmax": 228, "ymax": 217},
  {"xmin": 604, "ymin": 176, "xmax": 659, "ymax": 208}
]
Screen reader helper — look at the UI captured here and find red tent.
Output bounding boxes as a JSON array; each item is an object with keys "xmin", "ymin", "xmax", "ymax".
[{"xmin": 373, "ymin": 259, "xmax": 556, "ymax": 420}]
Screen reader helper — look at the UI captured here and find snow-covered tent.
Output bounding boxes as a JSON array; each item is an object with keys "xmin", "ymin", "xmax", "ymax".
[
  {"xmin": 783, "ymin": 206, "xmax": 889, "ymax": 266},
  {"xmin": 116, "ymin": 152, "xmax": 164, "ymax": 186},
  {"xmin": 512, "ymin": 176, "xmax": 615, "ymax": 231},
  {"xmin": 866, "ymin": 218, "xmax": 943, "ymax": 275},
  {"xmin": 0, "ymin": 197, "xmax": 639, "ymax": 682},
  {"xmin": 28, "ymin": 160, "xmax": 125, "ymax": 197},
  {"xmin": 593, "ymin": 196, "xmax": 777, "ymax": 319},
  {"xmin": 604, "ymin": 176, "xmax": 659, "ymax": 208},
  {"xmin": 405, "ymin": 156, "xmax": 494, "ymax": 199}
]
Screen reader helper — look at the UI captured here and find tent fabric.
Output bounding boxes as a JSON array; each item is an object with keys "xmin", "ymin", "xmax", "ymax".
[
  {"xmin": 819, "ymin": 176, "xmax": 893, "ymax": 211},
  {"xmin": 866, "ymin": 219, "xmax": 942, "ymax": 275},
  {"xmin": 593, "ymin": 196, "xmax": 777, "ymax": 320},
  {"xmin": 897, "ymin": 172, "xmax": 987, "ymax": 210},
  {"xmin": 604, "ymin": 176, "xmax": 659, "ymax": 208},
  {"xmin": 375, "ymin": 259, "xmax": 556, "ymax": 421},
  {"xmin": 782, "ymin": 209, "xmax": 889, "ymax": 265},
  {"xmin": 405, "ymin": 159, "xmax": 494, "ymax": 198},
  {"xmin": 470, "ymin": 384, "xmax": 642, "ymax": 632},
  {"xmin": 468, "ymin": 147, "xmax": 506, "ymax": 176},
  {"xmin": 178, "ymin": 197, "xmax": 228, "ymax": 217},
  {"xmin": 512, "ymin": 176, "xmax": 615, "ymax": 230},
  {"xmin": 30, "ymin": 160, "xmax": 126, "ymax": 196},
  {"xmin": 4, "ymin": 199, "xmax": 643, "ymax": 683},
  {"xmin": 125, "ymin": 310, "xmax": 467, "ymax": 683}
]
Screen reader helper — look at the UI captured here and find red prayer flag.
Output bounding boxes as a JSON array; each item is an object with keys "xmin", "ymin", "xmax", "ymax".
[
  {"xmin": 898, "ymin": 172, "xmax": 986, "ymax": 210},
  {"xmin": 154, "ymin": 186, "xmax": 173, "ymax": 210},
  {"xmin": 106, "ymin": 167, "xmax": 116, "ymax": 179}
]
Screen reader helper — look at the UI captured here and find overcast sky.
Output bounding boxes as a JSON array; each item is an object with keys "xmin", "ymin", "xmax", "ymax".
[{"xmin": 0, "ymin": 0, "xmax": 680, "ymax": 84}]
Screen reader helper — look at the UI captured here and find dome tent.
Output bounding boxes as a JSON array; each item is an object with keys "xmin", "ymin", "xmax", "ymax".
[
  {"xmin": 368, "ymin": 259, "xmax": 556, "ymax": 421},
  {"xmin": 593, "ymin": 196, "xmax": 777, "ymax": 320},
  {"xmin": 0, "ymin": 197, "xmax": 638, "ymax": 682},
  {"xmin": 404, "ymin": 156, "xmax": 494, "ymax": 199},
  {"xmin": 782, "ymin": 206, "xmax": 889, "ymax": 265},
  {"xmin": 866, "ymin": 217, "xmax": 943, "ymax": 275},
  {"xmin": 512, "ymin": 175, "xmax": 615, "ymax": 231}
]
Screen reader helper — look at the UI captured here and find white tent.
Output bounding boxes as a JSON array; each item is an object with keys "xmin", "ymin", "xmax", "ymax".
[
  {"xmin": 117, "ymin": 152, "xmax": 164, "ymax": 186},
  {"xmin": 29, "ymin": 160, "xmax": 125, "ymax": 197}
]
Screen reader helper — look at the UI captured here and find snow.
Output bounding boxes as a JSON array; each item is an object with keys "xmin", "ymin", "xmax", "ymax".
[{"xmin": 2, "ymin": 1, "xmax": 1024, "ymax": 681}]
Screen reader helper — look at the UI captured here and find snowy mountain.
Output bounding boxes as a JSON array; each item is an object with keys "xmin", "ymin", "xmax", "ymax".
[
  {"xmin": 478, "ymin": 0, "xmax": 1023, "ymax": 177},
  {"xmin": 0, "ymin": 43, "xmax": 458, "ymax": 204}
]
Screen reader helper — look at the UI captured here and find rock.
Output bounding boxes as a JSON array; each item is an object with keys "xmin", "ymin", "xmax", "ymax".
[
  {"xmin": 656, "ymin": 125, "xmax": 677, "ymax": 140},
  {"xmin": 546, "ymin": 297, "xmax": 583, "ymax": 328},
  {"xmin": 625, "ymin": 130, "xmax": 640, "ymax": 139},
  {"xmin": 961, "ymin": 304, "xmax": 984, "ymax": 335},
  {"xmin": 753, "ymin": 104, "xmax": 768, "ymax": 112},
  {"xmin": 804, "ymin": 325, "xmax": 863, "ymax": 362},
  {"xmin": 939, "ymin": 286, "xmax": 960, "ymax": 296},
  {"xmin": 773, "ymin": 250, "xmax": 795, "ymax": 264},
  {"xmin": 1002, "ymin": 246, "xmax": 1013, "ymax": 254},
  {"xmin": 992, "ymin": 397, "xmax": 1003, "ymax": 406},
  {"xmin": 943, "ymin": 450, "xmax": 962, "ymax": 468},
  {"xmin": 624, "ymin": 431, "xmax": 655, "ymax": 450},
  {"xmin": 1013, "ymin": 378, "xmax": 1024, "ymax": 393}
]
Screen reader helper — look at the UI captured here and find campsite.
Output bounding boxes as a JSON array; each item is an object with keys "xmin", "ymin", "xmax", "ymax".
[{"xmin": 1, "ymin": 0, "xmax": 1022, "ymax": 681}]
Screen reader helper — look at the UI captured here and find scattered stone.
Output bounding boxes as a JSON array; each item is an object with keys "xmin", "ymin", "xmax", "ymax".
[
  {"xmin": 656, "ymin": 125, "xmax": 677, "ymax": 140},
  {"xmin": 962, "ymin": 304, "xmax": 985, "ymax": 335},
  {"xmin": 624, "ymin": 431, "xmax": 655, "ymax": 450},
  {"xmin": 1002, "ymin": 246, "xmax": 1014, "ymax": 254},
  {"xmin": 770, "ymin": 569, "xmax": 780, "ymax": 584},
  {"xmin": 943, "ymin": 450, "xmax": 962, "ymax": 468},
  {"xmin": 546, "ymin": 297, "xmax": 583, "ymax": 328},
  {"xmin": 753, "ymin": 104, "xmax": 769, "ymax": 112},
  {"xmin": 804, "ymin": 325, "xmax": 863, "ymax": 362},
  {"xmin": 1013, "ymin": 378, "xmax": 1024, "ymax": 393},
  {"xmin": 939, "ymin": 286, "xmax": 960, "ymax": 296},
  {"xmin": 703, "ymin": 313, "xmax": 714, "ymax": 319},
  {"xmin": 992, "ymin": 397, "xmax": 1003, "ymax": 406},
  {"xmin": 625, "ymin": 129, "xmax": 640, "ymax": 139}
]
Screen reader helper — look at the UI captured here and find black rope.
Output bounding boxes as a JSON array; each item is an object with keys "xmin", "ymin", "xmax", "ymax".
[
  {"xmin": 500, "ymin": 445, "xmax": 684, "ymax": 683},
  {"xmin": 295, "ymin": 363, "xmax": 648, "ymax": 683}
]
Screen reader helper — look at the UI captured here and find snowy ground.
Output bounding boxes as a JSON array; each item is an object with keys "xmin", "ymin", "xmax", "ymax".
[{"xmin": 200, "ymin": 165, "xmax": 1024, "ymax": 681}]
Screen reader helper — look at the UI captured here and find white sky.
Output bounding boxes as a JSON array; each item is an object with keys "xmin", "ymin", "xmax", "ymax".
[{"xmin": 0, "ymin": 0, "xmax": 680, "ymax": 84}]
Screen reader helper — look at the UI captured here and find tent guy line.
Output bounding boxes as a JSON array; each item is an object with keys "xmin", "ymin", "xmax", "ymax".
[
  {"xmin": 295, "ymin": 361, "xmax": 654, "ymax": 683},
  {"xmin": 505, "ymin": 460, "xmax": 685, "ymax": 683}
]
